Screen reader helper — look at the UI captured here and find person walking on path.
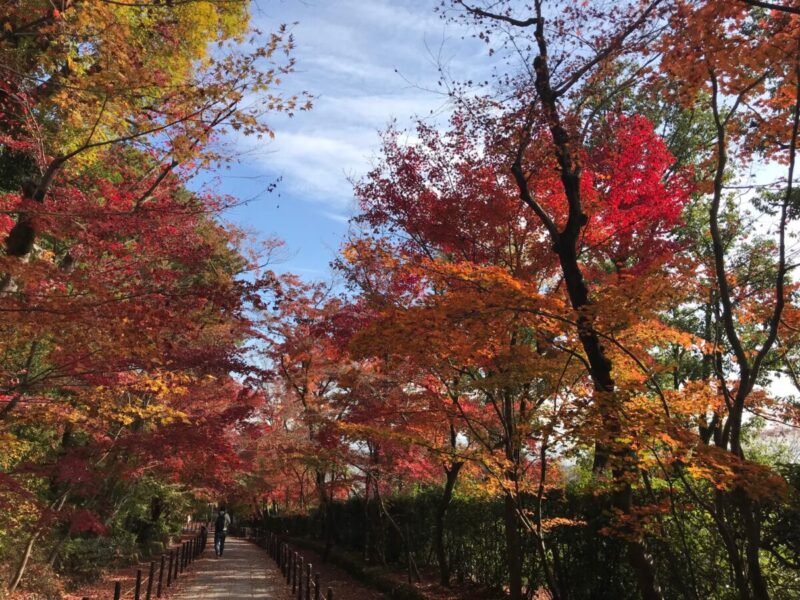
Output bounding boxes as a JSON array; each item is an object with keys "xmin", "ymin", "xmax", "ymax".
[{"xmin": 214, "ymin": 506, "xmax": 231, "ymax": 557}]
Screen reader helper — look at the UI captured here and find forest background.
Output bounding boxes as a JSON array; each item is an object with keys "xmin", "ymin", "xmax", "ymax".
[{"xmin": 1, "ymin": 2, "xmax": 800, "ymax": 600}]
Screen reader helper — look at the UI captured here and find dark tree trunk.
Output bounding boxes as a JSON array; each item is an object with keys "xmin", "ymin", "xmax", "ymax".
[
  {"xmin": 151, "ymin": 496, "xmax": 164, "ymax": 522},
  {"xmin": 47, "ymin": 527, "xmax": 70, "ymax": 567},
  {"xmin": 523, "ymin": 39, "xmax": 663, "ymax": 597},
  {"xmin": 364, "ymin": 475, "xmax": 385, "ymax": 565},
  {"xmin": 504, "ymin": 493, "xmax": 523, "ymax": 600},
  {"xmin": 434, "ymin": 462, "xmax": 463, "ymax": 587},
  {"xmin": 738, "ymin": 493, "xmax": 769, "ymax": 600},
  {"xmin": 316, "ymin": 470, "xmax": 338, "ymax": 562}
]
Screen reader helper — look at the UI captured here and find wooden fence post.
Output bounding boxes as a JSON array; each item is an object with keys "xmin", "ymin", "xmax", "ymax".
[
  {"xmin": 145, "ymin": 560, "xmax": 155, "ymax": 600},
  {"xmin": 157, "ymin": 554, "xmax": 165, "ymax": 597},
  {"xmin": 327, "ymin": 587, "xmax": 333, "ymax": 600},
  {"xmin": 314, "ymin": 573, "xmax": 321, "ymax": 600},
  {"xmin": 305, "ymin": 563, "xmax": 312, "ymax": 600},
  {"xmin": 293, "ymin": 551, "xmax": 298, "ymax": 590},
  {"xmin": 134, "ymin": 568, "xmax": 142, "ymax": 600},
  {"xmin": 297, "ymin": 556, "xmax": 304, "ymax": 599},
  {"xmin": 167, "ymin": 551, "xmax": 174, "ymax": 587},
  {"xmin": 113, "ymin": 581, "xmax": 122, "ymax": 600}
]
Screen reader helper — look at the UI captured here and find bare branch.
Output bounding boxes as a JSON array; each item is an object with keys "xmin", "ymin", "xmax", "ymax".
[
  {"xmin": 740, "ymin": 0, "xmax": 800, "ymax": 15},
  {"xmin": 456, "ymin": 1, "xmax": 538, "ymax": 27},
  {"xmin": 553, "ymin": 1, "xmax": 664, "ymax": 98}
]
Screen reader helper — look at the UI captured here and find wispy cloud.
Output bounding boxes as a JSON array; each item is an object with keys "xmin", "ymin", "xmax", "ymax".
[{"xmin": 237, "ymin": 0, "xmax": 489, "ymax": 218}]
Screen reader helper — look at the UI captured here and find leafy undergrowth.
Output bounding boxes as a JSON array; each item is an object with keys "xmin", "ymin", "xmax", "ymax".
[{"xmin": 54, "ymin": 532, "xmax": 202, "ymax": 600}]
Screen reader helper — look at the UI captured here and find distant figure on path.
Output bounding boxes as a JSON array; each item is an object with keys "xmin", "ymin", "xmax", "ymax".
[{"xmin": 214, "ymin": 506, "xmax": 231, "ymax": 557}]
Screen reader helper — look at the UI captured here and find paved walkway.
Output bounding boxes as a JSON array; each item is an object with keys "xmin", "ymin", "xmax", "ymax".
[{"xmin": 174, "ymin": 537, "xmax": 291, "ymax": 599}]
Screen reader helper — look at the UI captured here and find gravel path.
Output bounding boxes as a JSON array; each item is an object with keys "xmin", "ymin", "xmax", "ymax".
[{"xmin": 173, "ymin": 537, "xmax": 292, "ymax": 599}]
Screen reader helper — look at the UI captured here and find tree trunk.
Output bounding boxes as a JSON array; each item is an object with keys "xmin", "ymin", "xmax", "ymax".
[
  {"xmin": 434, "ymin": 462, "xmax": 463, "ymax": 587},
  {"xmin": 8, "ymin": 490, "xmax": 69, "ymax": 593},
  {"xmin": 363, "ymin": 447, "xmax": 385, "ymax": 566},
  {"xmin": 2, "ymin": 159, "xmax": 65, "ymax": 279},
  {"xmin": 738, "ymin": 493, "xmax": 769, "ymax": 600},
  {"xmin": 375, "ymin": 489, "xmax": 421, "ymax": 583},
  {"xmin": 504, "ymin": 493, "xmax": 523, "ymax": 600},
  {"xmin": 551, "ymin": 235, "xmax": 664, "ymax": 600},
  {"xmin": 47, "ymin": 527, "xmax": 71, "ymax": 568},
  {"xmin": 8, "ymin": 528, "xmax": 41, "ymax": 593},
  {"xmin": 316, "ymin": 470, "xmax": 336, "ymax": 561},
  {"xmin": 504, "ymin": 9, "xmax": 666, "ymax": 599}
]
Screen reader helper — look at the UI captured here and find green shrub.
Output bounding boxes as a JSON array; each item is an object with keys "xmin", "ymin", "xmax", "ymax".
[{"xmin": 58, "ymin": 534, "xmax": 136, "ymax": 584}]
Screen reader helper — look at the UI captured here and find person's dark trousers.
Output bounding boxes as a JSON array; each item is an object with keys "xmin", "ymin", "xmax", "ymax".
[{"xmin": 214, "ymin": 531, "xmax": 227, "ymax": 557}]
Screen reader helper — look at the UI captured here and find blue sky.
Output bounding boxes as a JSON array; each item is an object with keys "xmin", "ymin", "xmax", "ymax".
[{"xmin": 207, "ymin": 0, "xmax": 490, "ymax": 280}]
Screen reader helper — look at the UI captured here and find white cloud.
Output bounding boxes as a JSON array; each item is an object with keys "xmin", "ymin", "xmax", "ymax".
[
  {"xmin": 321, "ymin": 94, "xmax": 448, "ymax": 123},
  {"xmin": 321, "ymin": 210, "xmax": 351, "ymax": 224},
  {"xmin": 257, "ymin": 130, "xmax": 369, "ymax": 200},
  {"xmin": 233, "ymin": 0, "xmax": 490, "ymax": 219}
]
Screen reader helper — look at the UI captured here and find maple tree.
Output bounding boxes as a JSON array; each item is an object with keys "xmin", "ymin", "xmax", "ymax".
[
  {"xmin": 339, "ymin": 92, "xmax": 695, "ymax": 596},
  {"xmin": 4, "ymin": 1, "xmax": 800, "ymax": 600},
  {"xmin": 0, "ymin": 162, "xmax": 263, "ymax": 592},
  {"xmin": 0, "ymin": 0, "xmax": 305, "ymax": 269},
  {"xmin": 656, "ymin": 5, "xmax": 800, "ymax": 598},
  {"xmin": 255, "ymin": 3, "xmax": 800, "ymax": 600},
  {"xmin": 398, "ymin": 2, "xmax": 800, "ymax": 599},
  {"xmin": 252, "ymin": 276, "xmax": 359, "ymax": 557},
  {"xmin": 0, "ymin": 0, "xmax": 303, "ymax": 595}
]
